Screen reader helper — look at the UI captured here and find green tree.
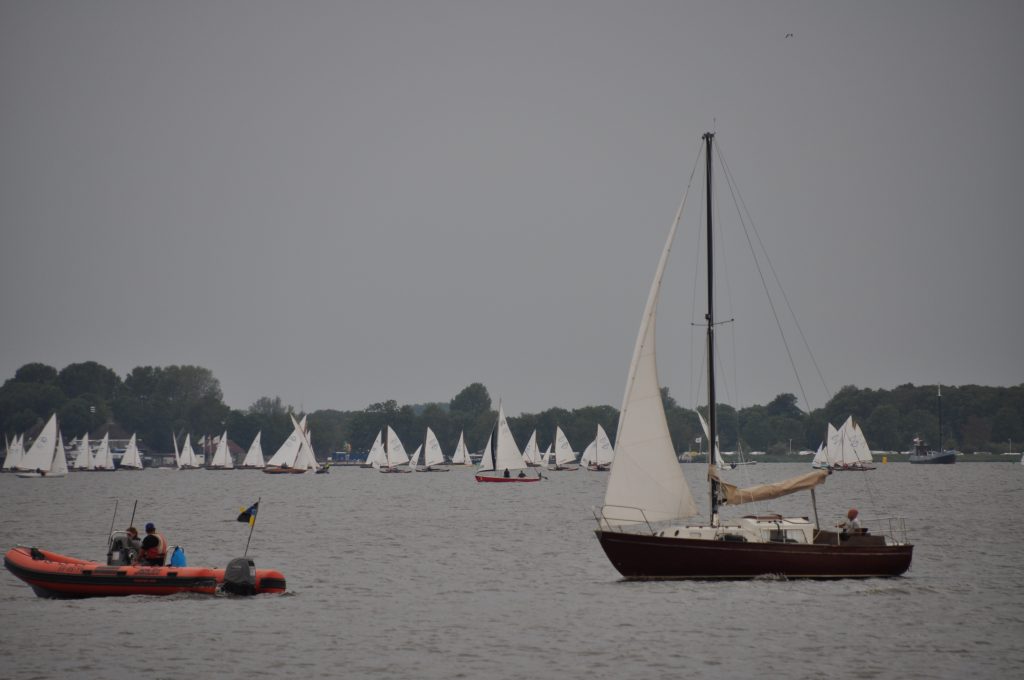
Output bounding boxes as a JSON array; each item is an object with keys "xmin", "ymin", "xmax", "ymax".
[
  {"xmin": 450, "ymin": 383, "xmax": 491, "ymax": 419},
  {"xmin": 866, "ymin": 404, "xmax": 901, "ymax": 451},
  {"xmin": 13, "ymin": 363, "xmax": 58, "ymax": 385},
  {"xmin": 57, "ymin": 361, "xmax": 121, "ymax": 401}
]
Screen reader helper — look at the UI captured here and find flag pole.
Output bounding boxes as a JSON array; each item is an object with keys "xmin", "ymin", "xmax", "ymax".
[{"xmin": 244, "ymin": 496, "xmax": 261, "ymax": 557}]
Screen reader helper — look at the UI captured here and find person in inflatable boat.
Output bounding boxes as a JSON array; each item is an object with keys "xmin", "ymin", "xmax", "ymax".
[{"xmin": 138, "ymin": 523, "xmax": 168, "ymax": 566}]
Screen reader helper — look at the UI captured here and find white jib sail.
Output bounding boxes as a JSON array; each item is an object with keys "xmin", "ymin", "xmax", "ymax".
[
  {"xmin": 850, "ymin": 422, "xmax": 873, "ymax": 463},
  {"xmin": 602, "ymin": 214, "xmax": 698, "ymax": 526},
  {"xmin": 522, "ymin": 430, "xmax": 541, "ymax": 465},
  {"xmin": 241, "ymin": 431, "xmax": 265, "ymax": 467},
  {"xmin": 366, "ymin": 431, "xmax": 386, "ymax": 468},
  {"xmin": 580, "ymin": 439, "xmax": 596, "ymax": 466},
  {"xmin": 3, "ymin": 434, "xmax": 24, "ymax": 470}
]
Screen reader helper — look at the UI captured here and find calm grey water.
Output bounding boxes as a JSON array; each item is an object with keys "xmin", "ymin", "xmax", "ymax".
[{"xmin": 1, "ymin": 463, "xmax": 1022, "ymax": 680}]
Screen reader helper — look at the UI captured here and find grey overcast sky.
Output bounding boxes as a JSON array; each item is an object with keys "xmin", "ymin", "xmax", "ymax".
[{"xmin": 1, "ymin": 1, "xmax": 1022, "ymax": 415}]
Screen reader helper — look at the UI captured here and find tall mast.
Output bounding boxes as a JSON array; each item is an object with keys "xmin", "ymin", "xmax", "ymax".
[
  {"xmin": 704, "ymin": 131, "xmax": 720, "ymax": 525},
  {"xmin": 937, "ymin": 384, "xmax": 942, "ymax": 453}
]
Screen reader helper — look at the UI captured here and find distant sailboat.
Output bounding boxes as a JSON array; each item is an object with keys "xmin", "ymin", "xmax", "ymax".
[
  {"xmin": 521, "ymin": 430, "xmax": 543, "ymax": 467},
  {"xmin": 207, "ymin": 431, "xmax": 234, "ymax": 469},
  {"xmin": 909, "ymin": 386, "xmax": 956, "ymax": 464},
  {"xmin": 178, "ymin": 434, "xmax": 202, "ymax": 469},
  {"xmin": 417, "ymin": 427, "xmax": 449, "ymax": 471},
  {"xmin": 379, "ymin": 426, "xmax": 412, "ymax": 473},
  {"xmin": 449, "ymin": 431, "xmax": 472, "ymax": 466},
  {"xmin": 15, "ymin": 415, "xmax": 68, "ymax": 478},
  {"xmin": 3, "ymin": 434, "xmax": 25, "ymax": 472},
  {"xmin": 827, "ymin": 417, "xmax": 875, "ymax": 471},
  {"xmin": 584, "ymin": 424, "xmax": 615, "ymax": 471},
  {"xmin": 73, "ymin": 433, "xmax": 94, "ymax": 471},
  {"xmin": 239, "ymin": 431, "xmax": 265, "ymax": 469},
  {"xmin": 476, "ymin": 404, "xmax": 541, "ymax": 482},
  {"xmin": 263, "ymin": 415, "xmax": 318, "ymax": 474},
  {"xmin": 548, "ymin": 426, "xmax": 579, "ymax": 471},
  {"xmin": 118, "ymin": 434, "xmax": 144, "ymax": 470},
  {"xmin": 363, "ymin": 431, "xmax": 386, "ymax": 469},
  {"xmin": 92, "ymin": 433, "xmax": 115, "ymax": 471}
]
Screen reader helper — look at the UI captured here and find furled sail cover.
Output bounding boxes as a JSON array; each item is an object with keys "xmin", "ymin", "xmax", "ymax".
[
  {"xmin": 603, "ymin": 219, "xmax": 698, "ymax": 526},
  {"xmin": 711, "ymin": 468, "xmax": 829, "ymax": 505}
]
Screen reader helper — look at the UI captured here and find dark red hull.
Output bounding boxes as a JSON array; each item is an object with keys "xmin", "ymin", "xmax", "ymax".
[{"xmin": 595, "ymin": 530, "xmax": 912, "ymax": 579}]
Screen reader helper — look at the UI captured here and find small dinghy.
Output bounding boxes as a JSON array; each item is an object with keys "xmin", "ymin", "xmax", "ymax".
[{"xmin": 3, "ymin": 544, "xmax": 286, "ymax": 599}]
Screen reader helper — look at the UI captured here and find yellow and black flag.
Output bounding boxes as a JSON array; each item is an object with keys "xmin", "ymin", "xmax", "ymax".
[{"xmin": 237, "ymin": 501, "xmax": 259, "ymax": 526}]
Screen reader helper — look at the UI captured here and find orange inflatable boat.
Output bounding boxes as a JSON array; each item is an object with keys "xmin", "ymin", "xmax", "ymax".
[{"xmin": 4, "ymin": 546, "xmax": 286, "ymax": 599}]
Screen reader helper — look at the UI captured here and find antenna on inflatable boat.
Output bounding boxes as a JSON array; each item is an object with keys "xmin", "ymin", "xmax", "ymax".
[{"xmin": 105, "ymin": 499, "xmax": 119, "ymax": 552}]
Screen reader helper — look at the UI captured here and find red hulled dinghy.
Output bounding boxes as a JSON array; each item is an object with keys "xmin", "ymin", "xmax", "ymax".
[{"xmin": 4, "ymin": 546, "xmax": 286, "ymax": 599}]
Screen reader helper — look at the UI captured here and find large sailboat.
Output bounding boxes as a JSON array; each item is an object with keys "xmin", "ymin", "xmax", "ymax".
[
  {"xmin": 414, "ymin": 427, "xmax": 449, "ymax": 471},
  {"xmin": 263, "ymin": 415, "xmax": 319, "ymax": 474},
  {"xmin": 594, "ymin": 132, "xmax": 912, "ymax": 579}
]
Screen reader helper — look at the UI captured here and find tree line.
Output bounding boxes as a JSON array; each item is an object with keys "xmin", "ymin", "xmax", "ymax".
[{"xmin": 1, "ymin": 361, "xmax": 1022, "ymax": 458}]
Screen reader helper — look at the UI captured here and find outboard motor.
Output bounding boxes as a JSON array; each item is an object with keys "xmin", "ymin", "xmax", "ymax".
[{"xmin": 222, "ymin": 557, "xmax": 257, "ymax": 595}]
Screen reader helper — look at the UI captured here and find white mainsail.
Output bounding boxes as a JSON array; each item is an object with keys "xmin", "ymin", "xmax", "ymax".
[
  {"xmin": 209, "ymin": 430, "xmax": 233, "ymax": 468},
  {"xmin": 365, "ymin": 431, "xmax": 386, "ymax": 468},
  {"xmin": 580, "ymin": 440, "xmax": 596, "ymax": 466},
  {"xmin": 172, "ymin": 432, "xmax": 181, "ymax": 468},
  {"xmin": 16, "ymin": 414, "xmax": 59, "ymax": 472},
  {"xmin": 385, "ymin": 426, "xmax": 410, "ymax": 468},
  {"xmin": 266, "ymin": 427, "xmax": 302, "ymax": 468},
  {"xmin": 594, "ymin": 424, "xmax": 614, "ymax": 466},
  {"xmin": 179, "ymin": 434, "xmax": 201, "ymax": 468},
  {"xmin": 553, "ymin": 426, "xmax": 577, "ymax": 467},
  {"xmin": 811, "ymin": 442, "xmax": 829, "ymax": 469},
  {"xmin": 602, "ymin": 215, "xmax": 699, "ymax": 526},
  {"xmin": 93, "ymin": 433, "xmax": 114, "ymax": 470},
  {"xmin": 849, "ymin": 421, "xmax": 874, "ymax": 464},
  {"xmin": 3, "ymin": 434, "xmax": 25, "ymax": 470},
  {"xmin": 119, "ymin": 433, "xmax": 143, "ymax": 469},
  {"xmin": 450, "ymin": 431, "xmax": 470, "ymax": 465},
  {"xmin": 73, "ymin": 433, "xmax": 94, "ymax": 470},
  {"xmin": 240, "ymin": 431, "xmax": 265, "ymax": 468},
  {"xmin": 424, "ymin": 427, "xmax": 446, "ymax": 468},
  {"xmin": 478, "ymin": 405, "xmax": 526, "ymax": 472},
  {"xmin": 51, "ymin": 431, "xmax": 69, "ymax": 476}
]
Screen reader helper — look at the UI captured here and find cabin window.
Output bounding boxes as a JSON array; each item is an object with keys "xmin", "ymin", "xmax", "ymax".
[{"xmin": 765, "ymin": 529, "xmax": 805, "ymax": 543}]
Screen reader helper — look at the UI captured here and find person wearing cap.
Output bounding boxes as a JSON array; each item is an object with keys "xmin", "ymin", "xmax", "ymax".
[
  {"xmin": 138, "ymin": 522, "xmax": 168, "ymax": 566},
  {"xmin": 839, "ymin": 508, "xmax": 863, "ymax": 535}
]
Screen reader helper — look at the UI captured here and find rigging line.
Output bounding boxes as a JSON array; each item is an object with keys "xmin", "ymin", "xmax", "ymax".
[
  {"xmin": 714, "ymin": 141, "xmax": 832, "ymax": 406},
  {"xmin": 712, "ymin": 142, "xmax": 811, "ymax": 413}
]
